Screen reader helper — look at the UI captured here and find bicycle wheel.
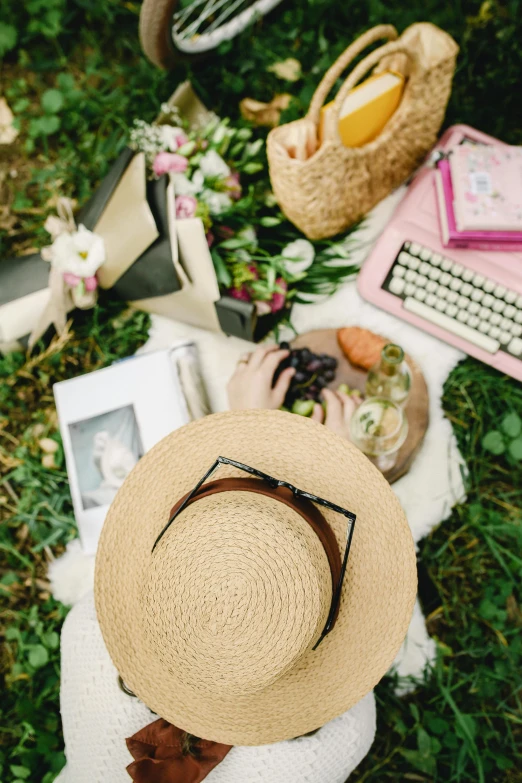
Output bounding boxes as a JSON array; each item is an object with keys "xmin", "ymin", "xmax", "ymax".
[{"xmin": 140, "ymin": 0, "xmax": 284, "ymax": 68}]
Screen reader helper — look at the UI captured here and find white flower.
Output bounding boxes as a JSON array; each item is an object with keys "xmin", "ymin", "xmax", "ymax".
[
  {"xmin": 51, "ymin": 225, "xmax": 106, "ymax": 278},
  {"xmin": 171, "ymin": 173, "xmax": 198, "ymax": 196},
  {"xmin": 159, "ymin": 125, "xmax": 188, "ymax": 151},
  {"xmin": 199, "ymin": 149, "xmax": 230, "ymax": 179},
  {"xmin": 237, "ymin": 226, "xmax": 258, "ymax": 248},
  {"xmin": 282, "ymin": 239, "xmax": 315, "ymax": 275},
  {"xmin": 201, "ymin": 189, "xmax": 232, "ymax": 215},
  {"xmin": 192, "ymin": 169, "xmax": 205, "ymax": 192}
]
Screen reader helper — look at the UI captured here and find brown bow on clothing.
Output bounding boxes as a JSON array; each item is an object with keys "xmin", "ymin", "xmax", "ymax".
[{"xmin": 126, "ymin": 719, "xmax": 232, "ymax": 782}]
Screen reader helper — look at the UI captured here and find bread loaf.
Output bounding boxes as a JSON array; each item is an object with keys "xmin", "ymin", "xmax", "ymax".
[{"xmin": 337, "ymin": 326, "xmax": 387, "ymax": 370}]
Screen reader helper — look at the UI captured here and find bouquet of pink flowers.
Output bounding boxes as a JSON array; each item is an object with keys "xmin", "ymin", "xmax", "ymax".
[{"xmin": 130, "ymin": 111, "xmax": 360, "ymax": 318}]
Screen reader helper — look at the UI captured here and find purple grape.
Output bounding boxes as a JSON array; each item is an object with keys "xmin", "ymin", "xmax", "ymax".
[{"xmin": 306, "ymin": 359, "xmax": 322, "ymax": 373}]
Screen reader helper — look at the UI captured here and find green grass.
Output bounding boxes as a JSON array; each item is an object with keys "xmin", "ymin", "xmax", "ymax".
[{"xmin": 1, "ymin": 0, "xmax": 522, "ymax": 780}]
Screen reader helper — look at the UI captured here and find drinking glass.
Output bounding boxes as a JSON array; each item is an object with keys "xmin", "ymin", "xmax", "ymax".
[{"xmin": 350, "ymin": 396, "xmax": 408, "ymax": 472}]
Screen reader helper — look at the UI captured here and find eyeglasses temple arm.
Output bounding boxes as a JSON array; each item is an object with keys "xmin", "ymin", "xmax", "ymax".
[
  {"xmin": 312, "ymin": 512, "xmax": 356, "ymax": 650},
  {"xmin": 151, "ymin": 457, "xmax": 224, "ymax": 553}
]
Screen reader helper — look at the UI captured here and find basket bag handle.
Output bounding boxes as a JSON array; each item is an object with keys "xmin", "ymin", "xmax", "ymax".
[
  {"xmin": 321, "ymin": 41, "xmax": 421, "ymax": 144},
  {"xmin": 307, "ymin": 25, "xmax": 398, "ymax": 126}
]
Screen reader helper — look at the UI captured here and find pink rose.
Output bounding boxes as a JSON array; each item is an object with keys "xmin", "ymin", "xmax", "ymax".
[
  {"xmin": 153, "ymin": 152, "xmax": 188, "ymax": 177},
  {"xmin": 172, "ymin": 129, "xmax": 189, "ymax": 149},
  {"xmin": 230, "ymin": 286, "xmax": 251, "ymax": 303},
  {"xmin": 270, "ymin": 277, "xmax": 287, "ymax": 313},
  {"xmin": 226, "ymin": 172, "xmax": 241, "ymax": 200},
  {"xmin": 175, "ymin": 194, "xmax": 197, "ymax": 219},
  {"xmin": 229, "ymin": 266, "xmax": 260, "ymax": 304},
  {"xmin": 206, "ymin": 231, "xmax": 215, "ymax": 248}
]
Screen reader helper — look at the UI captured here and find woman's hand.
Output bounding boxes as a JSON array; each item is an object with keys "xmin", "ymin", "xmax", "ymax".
[
  {"xmin": 309, "ymin": 388, "xmax": 362, "ymax": 440},
  {"xmin": 227, "ymin": 345, "xmax": 295, "ymax": 411}
]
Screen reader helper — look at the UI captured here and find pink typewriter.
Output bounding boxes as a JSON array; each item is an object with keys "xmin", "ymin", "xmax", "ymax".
[{"xmin": 357, "ymin": 124, "xmax": 522, "ymax": 382}]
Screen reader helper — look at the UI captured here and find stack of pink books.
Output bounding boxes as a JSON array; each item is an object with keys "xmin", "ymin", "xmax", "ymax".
[{"xmin": 435, "ymin": 143, "xmax": 522, "ymax": 251}]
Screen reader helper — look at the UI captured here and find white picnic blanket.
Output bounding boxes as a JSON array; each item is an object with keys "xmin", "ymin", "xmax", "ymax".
[{"xmin": 49, "ymin": 188, "xmax": 467, "ymax": 684}]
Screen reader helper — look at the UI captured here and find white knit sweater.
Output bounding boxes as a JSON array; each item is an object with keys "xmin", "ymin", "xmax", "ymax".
[{"xmin": 56, "ymin": 591, "xmax": 376, "ymax": 783}]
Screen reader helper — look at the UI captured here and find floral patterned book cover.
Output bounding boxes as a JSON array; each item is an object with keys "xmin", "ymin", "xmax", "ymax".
[{"xmin": 450, "ymin": 144, "xmax": 522, "ymax": 232}]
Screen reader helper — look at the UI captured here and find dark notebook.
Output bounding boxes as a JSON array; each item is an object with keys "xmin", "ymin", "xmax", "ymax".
[{"xmin": 111, "ymin": 175, "xmax": 182, "ymax": 300}]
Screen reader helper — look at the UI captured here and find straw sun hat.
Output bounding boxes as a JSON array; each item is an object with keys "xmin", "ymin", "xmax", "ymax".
[{"xmin": 95, "ymin": 409, "xmax": 416, "ymax": 746}]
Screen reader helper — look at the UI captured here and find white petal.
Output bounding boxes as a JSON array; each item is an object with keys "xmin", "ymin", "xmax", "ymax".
[
  {"xmin": 236, "ymin": 226, "xmax": 258, "ymax": 247},
  {"xmin": 159, "ymin": 125, "xmax": 184, "ymax": 151},
  {"xmin": 50, "ymin": 233, "xmax": 77, "ymax": 272},
  {"xmin": 50, "ymin": 227, "xmax": 105, "ymax": 277},
  {"xmin": 192, "ymin": 170, "xmax": 205, "ymax": 192},
  {"xmin": 171, "ymin": 173, "xmax": 198, "ymax": 196},
  {"xmin": 282, "ymin": 239, "xmax": 315, "ymax": 276},
  {"xmin": 72, "ymin": 225, "xmax": 96, "ymax": 254},
  {"xmin": 282, "ymin": 238, "xmax": 315, "ymax": 266},
  {"xmin": 201, "ymin": 189, "xmax": 232, "ymax": 215},
  {"xmin": 84, "ymin": 235, "xmax": 106, "ymax": 275},
  {"xmin": 199, "ymin": 149, "xmax": 230, "ymax": 179}
]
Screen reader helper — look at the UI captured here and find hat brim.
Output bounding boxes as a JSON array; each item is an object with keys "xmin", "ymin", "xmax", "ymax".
[{"xmin": 95, "ymin": 409, "xmax": 416, "ymax": 745}]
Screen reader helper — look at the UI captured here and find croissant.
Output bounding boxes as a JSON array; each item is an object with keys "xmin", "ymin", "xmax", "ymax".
[{"xmin": 337, "ymin": 327, "xmax": 387, "ymax": 370}]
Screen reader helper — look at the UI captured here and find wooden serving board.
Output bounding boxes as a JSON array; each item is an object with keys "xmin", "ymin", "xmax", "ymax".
[{"xmin": 292, "ymin": 329, "xmax": 429, "ymax": 484}]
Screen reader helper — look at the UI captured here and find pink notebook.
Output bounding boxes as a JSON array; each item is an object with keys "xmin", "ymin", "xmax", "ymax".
[
  {"xmin": 435, "ymin": 158, "xmax": 522, "ymax": 251},
  {"xmin": 450, "ymin": 144, "xmax": 522, "ymax": 232}
]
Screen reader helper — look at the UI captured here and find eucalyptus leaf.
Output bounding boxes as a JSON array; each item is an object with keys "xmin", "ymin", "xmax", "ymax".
[
  {"xmin": 508, "ymin": 436, "xmax": 522, "ymax": 461},
  {"xmin": 210, "ymin": 250, "xmax": 232, "ymax": 288},
  {"xmin": 259, "ymin": 216, "xmax": 282, "ymax": 227},
  {"xmin": 482, "ymin": 430, "xmax": 505, "ymax": 455},
  {"xmin": 242, "ymin": 162, "xmax": 264, "ymax": 174},
  {"xmin": 28, "ymin": 644, "xmax": 49, "ymax": 669},
  {"xmin": 218, "ymin": 238, "xmax": 252, "ymax": 249},
  {"xmin": 0, "ymin": 22, "xmax": 17, "ymax": 57},
  {"xmin": 43, "ymin": 631, "xmax": 60, "ymax": 649},
  {"xmin": 10, "ymin": 766, "xmax": 30, "ymax": 780},
  {"xmin": 41, "ymin": 89, "xmax": 64, "ymax": 114},
  {"xmin": 501, "ymin": 411, "xmax": 522, "ymax": 438}
]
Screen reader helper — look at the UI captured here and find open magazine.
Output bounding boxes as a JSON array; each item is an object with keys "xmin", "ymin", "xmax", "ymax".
[{"xmin": 54, "ymin": 341, "xmax": 210, "ymax": 553}]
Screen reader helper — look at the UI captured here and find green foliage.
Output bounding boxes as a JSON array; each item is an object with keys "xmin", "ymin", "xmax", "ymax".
[
  {"xmin": 1, "ymin": 0, "xmax": 521, "ymax": 781},
  {"xmin": 0, "ymin": 299, "xmax": 150, "ymax": 782},
  {"xmin": 0, "ymin": 22, "xmax": 18, "ymax": 56},
  {"xmin": 483, "ymin": 411, "xmax": 522, "ymax": 462},
  {"xmin": 353, "ymin": 359, "xmax": 522, "ymax": 782}
]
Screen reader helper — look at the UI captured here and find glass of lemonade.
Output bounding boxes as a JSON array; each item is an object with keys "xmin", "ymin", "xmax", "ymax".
[{"xmin": 350, "ymin": 397, "xmax": 408, "ymax": 472}]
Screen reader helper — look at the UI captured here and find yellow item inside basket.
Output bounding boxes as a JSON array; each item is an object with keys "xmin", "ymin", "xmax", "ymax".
[{"xmin": 320, "ymin": 71, "xmax": 405, "ymax": 148}]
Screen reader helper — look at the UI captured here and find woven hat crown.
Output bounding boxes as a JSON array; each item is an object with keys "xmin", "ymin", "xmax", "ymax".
[
  {"xmin": 142, "ymin": 492, "xmax": 332, "ymax": 695},
  {"xmin": 95, "ymin": 410, "xmax": 417, "ymax": 745}
]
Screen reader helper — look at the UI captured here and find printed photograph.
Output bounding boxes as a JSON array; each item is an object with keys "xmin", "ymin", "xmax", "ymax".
[{"xmin": 68, "ymin": 405, "xmax": 144, "ymax": 510}]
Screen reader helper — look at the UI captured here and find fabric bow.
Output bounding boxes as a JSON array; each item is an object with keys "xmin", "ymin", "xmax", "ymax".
[
  {"xmin": 126, "ymin": 718, "xmax": 232, "ymax": 783},
  {"xmin": 29, "ymin": 197, "xmax": 106, "ymax": 349}
]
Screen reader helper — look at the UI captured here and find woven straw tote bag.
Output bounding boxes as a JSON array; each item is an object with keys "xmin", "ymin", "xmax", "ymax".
[{"xmin": 267, "ymin": 24, "xmax": 458, "ymax": 240}]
